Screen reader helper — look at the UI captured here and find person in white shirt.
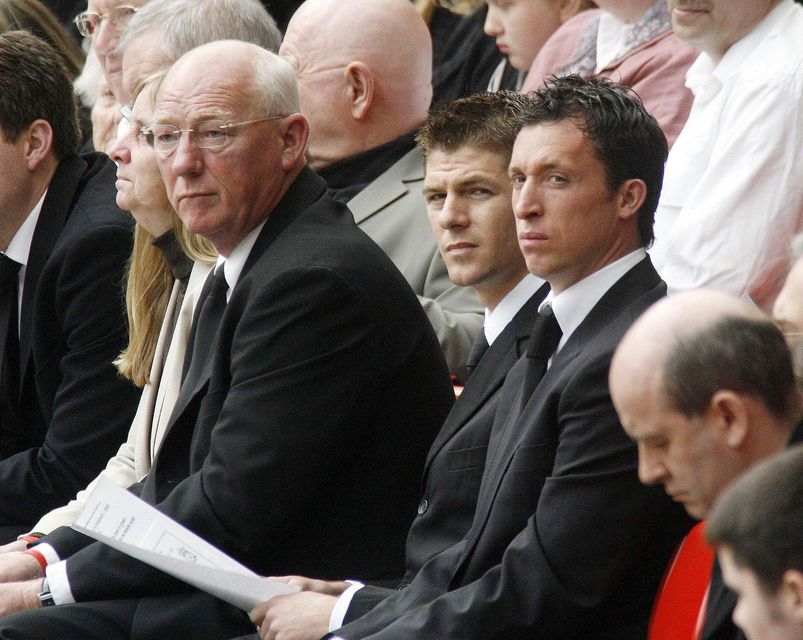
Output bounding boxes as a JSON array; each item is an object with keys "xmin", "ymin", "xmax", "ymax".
[{"xmin": 650, "ymin": 0, "xmax": 803, "ymax": 309}]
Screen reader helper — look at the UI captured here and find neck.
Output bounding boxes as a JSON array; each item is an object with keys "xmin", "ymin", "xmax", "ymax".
[
  {"xmin": 0, "ymin": 170, "xmax": 52, "ymax": 251},
  {"xmin": 476, "ymin": 270, "xmax": 530, "ymax": 312}
]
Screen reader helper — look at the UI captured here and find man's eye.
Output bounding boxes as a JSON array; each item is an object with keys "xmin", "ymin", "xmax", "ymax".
[
  {"xmin": 548, "ymin": 175, "xmax": 567, "ymax": 184},
  {"xmin": 426, "ymin": 193, "xmax": 445, "ymax": 203},
  {"xmin": 469, "ymin": 188, "xmax": 492, "ymax": 197},
  {"xmin": 156, "ymin": 131, "xmax": 178, "ymax": 144},
  {"xmin": 200, "ymin": 128, "xmax": 226, "ymax": 142}
]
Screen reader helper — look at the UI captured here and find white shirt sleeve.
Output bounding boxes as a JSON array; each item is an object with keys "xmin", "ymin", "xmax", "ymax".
[
  {"xmin": 45, "ymin": 559, "xmax": 76, "ymax": 605},
  {"xmin": 329, "ymin": 581, "xmax": 365, "ymax": 632}
]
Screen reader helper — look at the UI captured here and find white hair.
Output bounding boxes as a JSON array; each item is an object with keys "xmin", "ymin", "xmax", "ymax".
[{"xmin": 119, "ymin": 0, "xmax": 282, "ymax": 60}]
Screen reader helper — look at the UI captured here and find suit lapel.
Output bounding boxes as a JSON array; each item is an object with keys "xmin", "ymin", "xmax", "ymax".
[
  {"xmin": 424, "ymin": 285, "xmax": 547, "ymax": 471},
  {"xmin": 463, "ymin": 258, "xmax": 664, "ymax": 561},
  {"xmin": 347, "ymin": 148, "xmax": 423, "ymax": 225},
  {"xmin": 19, "ymin": 156, "xmax": 87, "ymax": 385},
  {"xmin": 157, "ymin": 167, "xmax": 330, "ymax": 451}
]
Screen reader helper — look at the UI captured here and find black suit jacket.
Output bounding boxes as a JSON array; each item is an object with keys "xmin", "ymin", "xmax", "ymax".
[
  {"xmin": 45, "ymin": 168, "xmax": 453, "ymax": 615},
  {"xmin": 346, "ymin": 284, "xmax": 548, "ymax": 622},
  {"xmin": 335, "ymin": 257, "xmax": 693, "ymax": 640},
  {"xmin": 0, "ymin": 153, "xmax": 139, "ymax": 531}
]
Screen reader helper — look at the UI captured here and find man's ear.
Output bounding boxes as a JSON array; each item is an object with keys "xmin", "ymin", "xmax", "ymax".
[
  {"xmin": 615, "ymin": 178, "xmax": 647, "ymax": 222},
  {"xmin": 780, "ymin": 569, "xmax": 803, "ymax": 623},
  {"xmin": 24, "ymin": 120, "xmax": 55, "ymax": 172},
  {"xmin": 344, "ymin": 62, "xmax": 374, "ymax": 120},
  {"xmin": 708, "ymin": 390, "xmax": 750, "ymax": 449},
  {"xmin": 279, "ymin": 114, "xmax": 310, "ymax": 170}
]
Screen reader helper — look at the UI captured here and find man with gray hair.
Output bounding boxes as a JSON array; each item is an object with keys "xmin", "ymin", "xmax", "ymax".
[
  {"xmin": 0, "ymin": 0, "xmax": 285, "ymax": 582},
  {"xmin": 0, "ymin": 40, "xmax": 452, "ymax": 639},
  {"xmin": 281, "ymin": 0, "xmax": 484, "ymax": 381},
  {"xmin": 118, "ymin": 0, "xmax": 282, "ymax": 107}
]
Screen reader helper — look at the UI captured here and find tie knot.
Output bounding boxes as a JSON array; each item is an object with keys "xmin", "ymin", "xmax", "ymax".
[
  {"xmin": 526, "ymin": 303, "xmax": 562, "ymax": 361},
  {"xmin": 0, "ymin": 254, "xmax": 21, "ymax": 289},
  {"xmin": 209, "ymin": 264, "xmax": 229, "ymax": 298}
]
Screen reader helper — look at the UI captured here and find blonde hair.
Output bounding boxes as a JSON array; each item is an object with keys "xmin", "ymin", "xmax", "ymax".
[
  {"xmin": 113, "ymin": 75, "xmax": 217, "ymax": 386},
  {"xmin": 114, "ymin": 219, "xmax": 216, "ymax": 387},
  {"xmin": 0, "ymin": 0, "xmax": 84, "ymax": 79}
]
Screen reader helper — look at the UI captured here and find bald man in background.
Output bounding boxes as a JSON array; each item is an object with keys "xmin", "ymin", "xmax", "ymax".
[
  {"xmin": 280, "ymin": 0, "xmax": 483, "ymax": 381},
  {"xmin": 610, "ymin": 290, "xmax": 803, "ymax": 640}
]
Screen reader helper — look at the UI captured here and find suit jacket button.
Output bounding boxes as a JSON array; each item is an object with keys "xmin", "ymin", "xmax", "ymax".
[{"xmin": 417, "ymin": 498, "xmax": 428, "ymax": 515}]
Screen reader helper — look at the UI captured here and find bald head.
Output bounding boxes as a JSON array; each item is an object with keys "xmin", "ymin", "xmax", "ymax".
[
  {"xmin": 612, "ymin": 290, "xmax": 762, "ymax": 399},
  {"xmin": 280, "ymin": 0, "xmax": 433, "ymax": 168},
  {"xmin": 612, "ymin": 290, "xmax": 789, "ymax": 419},
  {"xmin": 611, "ymin": 290, "xmax": 798, "ymax": 519}
]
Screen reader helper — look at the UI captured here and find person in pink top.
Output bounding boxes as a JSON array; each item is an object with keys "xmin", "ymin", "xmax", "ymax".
[{"xmin": 521, "ymin": 0, "xmax": 696, "ymax": 147}]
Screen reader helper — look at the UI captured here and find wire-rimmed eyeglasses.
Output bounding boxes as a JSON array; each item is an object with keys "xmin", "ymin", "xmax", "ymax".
[
  {"xmin": 141, "ymin": 116, "xmax": 286, "ymax": 156},
  {"xmin": 73, "ymin": 5, "xmax": 139, "ymax": 38}
]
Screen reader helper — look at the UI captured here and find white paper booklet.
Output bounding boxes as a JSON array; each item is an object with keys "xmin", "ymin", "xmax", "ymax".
[{"xmin": 73, "ymin": 476, "xmax": 297, "ymax": 611}]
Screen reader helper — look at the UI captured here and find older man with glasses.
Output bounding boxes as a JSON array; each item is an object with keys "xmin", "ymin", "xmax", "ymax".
[{"xmin": 0, "ymin": 39, "xmax": 453, "ymax": 640}]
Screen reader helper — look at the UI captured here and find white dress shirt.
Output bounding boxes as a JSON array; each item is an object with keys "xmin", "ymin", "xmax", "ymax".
[
  {"xmin": 650, "ymin": 0, "xmax": 803, "ymax": 308},
  {"xmin": 542, "ymin": 249, "xmax": 646, "ymax": 353},
  {"xmin": 3, "ymin": 191, "xmax": 46, "ymax": 326},
  {"xmin": 482, "ymin": 274, "xmax": 544, "ymax": 346}
]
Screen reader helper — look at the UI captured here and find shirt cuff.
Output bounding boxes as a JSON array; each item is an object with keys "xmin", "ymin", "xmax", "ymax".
[
  {"xmin": 45, "ymin": 560, "xmax": 76, "ymax": 605},
  {"xmin": 31, "ymin": 543, "xmax": 60, "ymax": 566},
  {"xmin": 328, "ymin": 580, "xmax": 364, "ymax": 632}
]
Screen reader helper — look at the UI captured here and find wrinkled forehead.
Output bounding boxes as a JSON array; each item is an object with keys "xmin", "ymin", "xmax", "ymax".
[
  {"xmin": 153, "ymin": 68, "xmax": 254, "ymax": 124},
  {"xmin": 87, "ymin": 0, "xmax": 149, "ymax": 13}
]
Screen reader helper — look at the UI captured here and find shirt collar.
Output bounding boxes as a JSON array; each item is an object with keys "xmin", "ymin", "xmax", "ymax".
[
  {"xmin": 5, "ymin": 189, "xmax": 47, "ymax": 268},
  {"xmin": 483, "ymin": 274, "xmax": 545, "ymax": 345},
  {"xmin": 216, "ymin": 218, "xmax": 267, "ymax": 301},
  {"xmin": 542, "ymin": 249, "xmax": 646, "ymax": 351}
]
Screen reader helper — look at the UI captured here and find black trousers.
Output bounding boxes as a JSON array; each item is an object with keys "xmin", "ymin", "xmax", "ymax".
[{"xmin": 0, "ymin": 591, "xmax": 256, "ymax": 640}]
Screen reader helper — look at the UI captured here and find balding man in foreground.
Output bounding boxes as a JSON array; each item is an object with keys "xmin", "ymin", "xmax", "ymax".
[
  {"xmin": 611, "ymin": 290, "xmax": 803, "ymax": 640},
  {"xmin": 280, "ymin": 0, "xmax": 484, "ymax": 381},
  {"xmin": 0, "ymin": 41, "xmax": 453, "ymax": 639}
]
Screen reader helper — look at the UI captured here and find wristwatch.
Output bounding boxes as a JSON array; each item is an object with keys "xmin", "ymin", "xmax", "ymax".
[{"xmin": 38, "ymin": 578, "xmax": 56, "ymax": 608}]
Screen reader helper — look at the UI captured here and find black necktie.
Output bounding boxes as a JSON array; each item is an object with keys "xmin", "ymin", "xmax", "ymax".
[
  {"xmin": 465, "ymin": 331, "xmax": 489, "ymax": 380},
  {"xmin": 519, "ymin": 303, "xmax": 562, "ymax": 410},
  {"xmin": 0, "ymin": 254, "xmax": 22, "ymax": 435},
  {"xmin": 181, "ymin": 264, "xmax": 228, "ymax": 387}
]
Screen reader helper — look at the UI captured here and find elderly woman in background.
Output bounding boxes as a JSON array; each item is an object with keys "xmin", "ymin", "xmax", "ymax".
[{"xmin": 0, "ymin": 75, "xmax": 216, "ymax": 557}]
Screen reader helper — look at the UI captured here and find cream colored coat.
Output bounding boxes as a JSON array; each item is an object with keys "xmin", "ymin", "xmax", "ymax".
[{"xmin": 30, "ymin": 261, "xmax": 213, "ymax": 534}]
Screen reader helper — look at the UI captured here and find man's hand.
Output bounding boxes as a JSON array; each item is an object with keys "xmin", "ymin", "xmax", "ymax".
[
  {"xmin": 0, "ymin": 580, "xmax": 42, "ymax": 617},
  {"xmin": 250, "ymin": 591, "xmax": 337, "ymax": 640},
  {"xmin": 0, "ymin": 540, "xmax": 28, "ymax": 554},
  {"xmin": 0, "ymin": 552, "xmax": 45, "ymax": 583},
  {"xmin": 269, "ymin": 576, "xmax": 351, "ymax": 596}
]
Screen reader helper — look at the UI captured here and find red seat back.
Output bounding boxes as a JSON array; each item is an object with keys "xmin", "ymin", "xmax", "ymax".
[{"xmin": 648, "ymin": 521, "xmax": 715, "ymax": 640}]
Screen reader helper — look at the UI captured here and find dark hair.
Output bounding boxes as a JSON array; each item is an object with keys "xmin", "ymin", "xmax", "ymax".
[
  {"xmin": 0, "ymin": 30, "xmax": 80, "ymax": 158},
  {"xmin": 664, "ymin": 316, "xmax": 798, "ymax": 422},
  {"xmin": 707, "ymin": 444, "xmax": 803, "ymax": 592},
  {"xmin": 519, "ymin": 75, "xmax": 668, "ymax": 247},
  {"xmin": 416, "ymin": 90, "xmax": 533, "ymax": 164}
]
